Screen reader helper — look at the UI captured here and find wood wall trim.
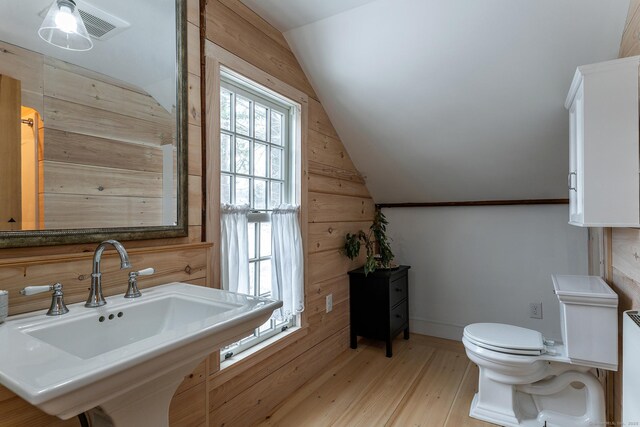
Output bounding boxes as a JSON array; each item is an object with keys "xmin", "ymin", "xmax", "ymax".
[
  {"xmin": 0, "ymin": 242, "xmax": 212, "ymax": 267},
  {"xmin": 376, "ymin": 199, "xmax": 569, "ymax": 208}
]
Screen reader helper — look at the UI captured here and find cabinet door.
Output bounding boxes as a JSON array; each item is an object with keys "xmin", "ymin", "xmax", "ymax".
[{"xmin": 568, "ymin": 83, "xmax": 583, "ymax": 225}]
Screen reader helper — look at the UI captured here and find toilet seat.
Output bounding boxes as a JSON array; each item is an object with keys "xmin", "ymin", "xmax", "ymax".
[{"xmin": 463, "ymin": 323, "xmax": 546, "ymax": 356}]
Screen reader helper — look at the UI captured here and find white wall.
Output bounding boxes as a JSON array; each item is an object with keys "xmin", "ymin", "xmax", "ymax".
[{"xmin": 384, "ymin": 204, "xmax": 588, "ymax": 341}]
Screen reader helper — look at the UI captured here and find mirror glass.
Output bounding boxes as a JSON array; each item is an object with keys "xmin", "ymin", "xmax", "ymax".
[{"xmin": 0, "ymin": 0, "xmax": 186, "ymax": 245}]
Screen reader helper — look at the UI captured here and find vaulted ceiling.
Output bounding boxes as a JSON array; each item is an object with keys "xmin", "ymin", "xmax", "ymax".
[{"xmin": 240, "ymin": 0, "xmax": 630, "ymax": 202}]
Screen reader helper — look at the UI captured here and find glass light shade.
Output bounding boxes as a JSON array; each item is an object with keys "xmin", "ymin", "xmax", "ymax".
[{"xmin": 38, "ymin": 0, "xmax": 93, "ymax": 51}]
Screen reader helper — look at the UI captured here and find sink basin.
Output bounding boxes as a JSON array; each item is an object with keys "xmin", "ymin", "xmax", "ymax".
[
  {"xmin": 25, "ymin": 293, "xmax": 238, "ymax": 359},
  {"xmin": 0, "ymin": 283, "xmax": 282, "ymax": 426}
]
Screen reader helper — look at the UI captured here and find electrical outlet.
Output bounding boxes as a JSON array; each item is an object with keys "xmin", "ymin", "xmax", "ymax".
[
  {"xmin": 326, "ymin": 293, "xmax": 333, "ymax": 313},
  {"xmin": 529, "ymin": 302, "xmax": 543, "ymax": 319}
]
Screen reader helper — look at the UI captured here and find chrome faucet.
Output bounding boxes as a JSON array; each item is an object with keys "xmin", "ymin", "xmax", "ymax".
[
  {"xmin": 20, "ymin": 283, "xmax": 69, "ymax": 316},
  {"xmin": 86, "ymin": 240, "xmax": 131, "ymax": 307}
]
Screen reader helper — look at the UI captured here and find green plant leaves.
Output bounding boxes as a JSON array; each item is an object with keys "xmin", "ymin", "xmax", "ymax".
[{"xmin": 343, "ymin": 210, "xmax": 395, "ymax": 276}]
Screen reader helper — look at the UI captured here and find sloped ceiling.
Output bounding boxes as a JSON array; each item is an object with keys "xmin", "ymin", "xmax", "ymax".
[{"xmin": 240, "ymin": 0, "xmax": 630, "ymax": 202}]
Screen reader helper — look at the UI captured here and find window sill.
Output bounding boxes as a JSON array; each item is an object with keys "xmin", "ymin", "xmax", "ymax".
[
  {"xmin": 220, "ymin": 325, "xmax": 305, "ymax": 370},
  {"xmin": 208, "ymin": 325, "xmax": 308, "ymax": 387}
]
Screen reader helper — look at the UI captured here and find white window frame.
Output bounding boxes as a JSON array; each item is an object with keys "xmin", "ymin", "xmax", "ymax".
[{"xmin": 219, "ymin": 68, "xmax": 299, "ymax": 359}]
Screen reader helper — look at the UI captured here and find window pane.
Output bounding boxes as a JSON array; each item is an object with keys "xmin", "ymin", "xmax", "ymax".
[
  {"xmin": 236, "ymin": 138, "xmax": 250, "ymax": 174},
  {"xmin": 248, "ymin": 222, "xmax": 256, "ymax": 259},
  {"xmin": 219, "ymin": 75, "xmax": 297, "ymax": 359},
  {"xmin": 221, "ymin": 174, "xmax": 231, "ymax": 204},
  {"xmin": 249, "ymin": 262, "xmax": 256, "ymax": 295},
  {"xmin": 270, "ymin": 182, "xmax": 282, "ymax": 208},
  {"xmin": 220, "ymin": 88, "xmax": 232, "ymax": 131},
  {"xmin": 254, "ymin": 143, "xmax": 267, "ymax": 177},
  {"xmin": 236, "ymin": 96, "xmax": 251, "ymax": 136},
  {"xmin": 254, "ymin": 179, "xmax": 267, "ymax": 210},
  {"xmin": 221, "ymin": 133, "xmax": 232, "ymax": 172},
  {"xmin": 236, "ymin": 176, "xmax": 250, "ymax": 205},
  {"xmin": 255, "ymin": 104, "xmax": 268, "ymax": 141},
  {"xmin": 271, "ymin": 111, "xmax": 283, "ymax": 145},
  {"xmin": 258, "ymin": 319, "xmax": 271, "ymax": 334},
  {"xmin": 259, "ymin": 260, "xmax": 272, "ymax": 297},
  {"xmin": 271, "ymin": 147, "xmax": 283, "ymax": 179},
  {"xmin": 260, "ymin": 222, "xmax": 271, "ymax": 257}
]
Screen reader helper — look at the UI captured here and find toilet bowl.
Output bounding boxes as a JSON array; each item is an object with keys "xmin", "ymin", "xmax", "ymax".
[{"xmin": 462, "ymin": 275, "xmax": 618, "ymax": 427}]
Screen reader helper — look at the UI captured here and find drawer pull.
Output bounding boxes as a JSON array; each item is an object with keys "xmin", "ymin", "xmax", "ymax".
[
  {"xmin": 394, "ymin": 287, "xmax": 402, "ymax": 292},
  {"xmin": 395, "ymin": 314, "xmax": 402, "ymax": 318}
]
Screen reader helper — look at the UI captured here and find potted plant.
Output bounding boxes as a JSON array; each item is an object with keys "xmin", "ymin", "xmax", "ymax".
[{"xmin": 344, "ymin": 210, "xmax": 395, "ymax": 275}]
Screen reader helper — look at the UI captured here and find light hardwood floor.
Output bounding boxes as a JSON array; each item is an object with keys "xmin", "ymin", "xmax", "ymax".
[{"xmin": 256, "ymin": 334, "xmax": 497, "ymax": 427}]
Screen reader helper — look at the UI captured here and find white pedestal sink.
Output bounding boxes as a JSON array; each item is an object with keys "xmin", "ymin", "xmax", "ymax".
[{"xmin": 0, "ymin": 283, "xmax": 282, "ymax": 426}]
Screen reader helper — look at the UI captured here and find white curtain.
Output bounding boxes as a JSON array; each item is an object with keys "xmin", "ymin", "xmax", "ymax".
[
  {"xmin": 271, "ymin": 204, "xmax": 304, "ymax": 321},
  {"xmin": 220, "ymin": 204, "xmax": 250, "ymax": 294}
]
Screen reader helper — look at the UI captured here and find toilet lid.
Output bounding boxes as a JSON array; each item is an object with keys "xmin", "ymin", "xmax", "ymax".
[{"xmin": 464, "ymin": 323, "xmax": 545, "ymax": 356}]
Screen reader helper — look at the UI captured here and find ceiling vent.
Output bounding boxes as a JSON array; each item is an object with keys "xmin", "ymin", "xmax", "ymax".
[
  {"xmin": 77, "ymin": 2, "xmax": 130, "ymax": 41},
  {"xmin": 39, "ymin": 1, "xmax": 130, "ymax": 41}
]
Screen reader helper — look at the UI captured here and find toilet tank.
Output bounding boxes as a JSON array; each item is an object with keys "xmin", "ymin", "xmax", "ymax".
[{"xmin": 552, "ymin": 275, "xmax": 618, "ymax": 371}]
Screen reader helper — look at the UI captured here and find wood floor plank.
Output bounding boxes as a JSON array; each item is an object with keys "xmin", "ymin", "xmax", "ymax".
[
  {"xmin": 259, "ymin": 339, "xmax": 410, "ymax": 427},
  {"xmin": 257, "ymin": 342, "xmax": 370, "ymax": 426},
  {"xmin": 259, "ymin": 334, "xmax": 487, "ymax": 427},
  {"xmin": 444, "ymin": 363, "xmax": 498, "ymax": 427},
  {"xmin": 332, "ymin": 341, "xmax": 436, "ymax": 426},
  {"xmin": 387, "ymin": 349, "xmax": 470, "ymax": 427},
  {"xmin": 410, "ymin": 333, "xmax": 466, "ymax": 354}
]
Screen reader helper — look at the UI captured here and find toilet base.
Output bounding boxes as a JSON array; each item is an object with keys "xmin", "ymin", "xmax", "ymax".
[
  {"xmin": 470, "ymin": 370, "xmax": 605, "ymax": 427},
  {"xmin": 469, "ymin": 393, "xmax": 521, "ymax": 426}
]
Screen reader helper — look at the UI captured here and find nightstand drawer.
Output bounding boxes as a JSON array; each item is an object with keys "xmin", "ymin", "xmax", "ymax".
[
  {"xmin": 389, "ymin": 275, "xmax": 408, "ymax": 307},
  {"xmin": 391, "ymin": 300, "xmax": 408, "ymax": 333}
]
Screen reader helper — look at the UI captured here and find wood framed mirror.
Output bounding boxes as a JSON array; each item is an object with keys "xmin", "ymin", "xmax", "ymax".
[{"xmin": 0, "ymin": 0, "xmax": 188, "ymax": 248}]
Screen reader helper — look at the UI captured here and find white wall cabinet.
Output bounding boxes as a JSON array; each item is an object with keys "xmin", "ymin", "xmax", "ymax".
[{"xmin": 565, "ymin": 56, "xmax": 640, "ymax": 227}]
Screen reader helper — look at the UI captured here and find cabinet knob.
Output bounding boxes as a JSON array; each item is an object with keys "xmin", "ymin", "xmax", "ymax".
[
  {"xmin": 395, "ymin": 287, "xmax": 402, "ymax": 292},
  {"xmin": 395, "ymin": 314, "xmax": 402, "ymax": 318}
]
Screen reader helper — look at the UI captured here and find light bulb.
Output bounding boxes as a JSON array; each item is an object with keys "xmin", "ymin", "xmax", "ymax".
[
  {"xmin": 38, "ymin": 0, "xmax": 93, "ymax": 51},
  {"xmin": 54, "ymin": 4, "xmax": 77, "ymax": 33}
]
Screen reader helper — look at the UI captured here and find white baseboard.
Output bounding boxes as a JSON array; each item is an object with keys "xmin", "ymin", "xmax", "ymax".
[{"xmin": 410, "ymin": 317, "xmax": 464, "ymax": 341}]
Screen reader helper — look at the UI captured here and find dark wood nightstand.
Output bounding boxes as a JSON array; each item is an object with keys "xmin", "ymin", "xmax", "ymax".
[{"xmin": 348, "ymin": 265, "xmax": 410, "ymax": 357}]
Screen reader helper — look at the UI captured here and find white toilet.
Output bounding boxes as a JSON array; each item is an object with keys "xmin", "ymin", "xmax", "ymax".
[{"xmin": 462, "ymin": 275, "xmax": 618, "ymax": 427}]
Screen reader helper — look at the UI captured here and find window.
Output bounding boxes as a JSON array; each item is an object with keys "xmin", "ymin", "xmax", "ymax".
[{"xmin": 219, "ymin": 69, "xmax": 298, "ymax": 358}]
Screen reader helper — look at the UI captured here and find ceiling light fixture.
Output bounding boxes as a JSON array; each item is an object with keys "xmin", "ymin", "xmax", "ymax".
[{"xmin": 38, "ymin": 0, "xmax": 93, "ymax": 51}]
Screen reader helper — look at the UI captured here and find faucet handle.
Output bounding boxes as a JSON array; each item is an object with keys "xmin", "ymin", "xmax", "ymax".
[
  {"xmin": 20, "ymin": 283, "xmax": 69, "ymax": 316},
  {"xmin": 21, "ymin": 285, "xmax": 56, "ymax": 296},
  {"xmin": 136, "ymin": 268, "xmax": 155, "ymax": 277},
  {"xmin": 125, "ymin": 268, "xmax": 155, "ymax": 299}
]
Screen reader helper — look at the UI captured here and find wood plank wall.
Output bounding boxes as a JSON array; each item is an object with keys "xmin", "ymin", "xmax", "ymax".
[
  {"xmin": 0, "ymin": 0, "xmax": 208, "ymax": 425},
  {"xmin": 0, "ymin": 43, "xmax": 175, "ymax": 229},
  {"xmin": 204, "ymin": 0, "xmax": 375, "ymax": 425},
  {"xmin": 601, "ymin": 3, "xmax": 640, "ymax": 421}
]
